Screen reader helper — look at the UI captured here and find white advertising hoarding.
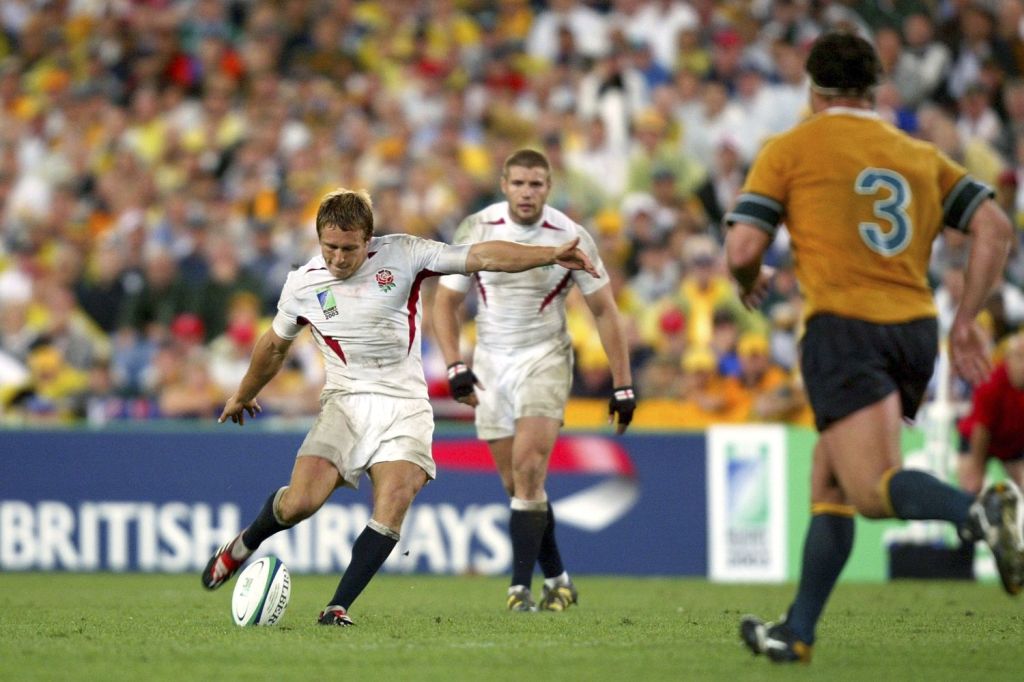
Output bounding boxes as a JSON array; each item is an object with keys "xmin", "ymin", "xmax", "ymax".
[{"xmin": 707, "ymin": 425, "xmax": 788, "ymax": 582}]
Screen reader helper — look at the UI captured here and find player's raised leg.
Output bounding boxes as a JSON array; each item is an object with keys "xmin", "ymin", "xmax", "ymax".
[
  {"xmin": 202, "ymin": 455, "xmax": 341, "ymax": 590},
  {"xmin": 318, "ymin": 460, "xmax": 428, "ymax": 626}
]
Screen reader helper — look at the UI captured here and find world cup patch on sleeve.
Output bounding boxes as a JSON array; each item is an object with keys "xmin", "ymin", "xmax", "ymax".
[
  {"xmin": 316, "ymin": 287, "xmax": 339, "ymax": 319},
  {"xmin": 375, "ymin": 269, "xmax": 395, "ymax": 293}
]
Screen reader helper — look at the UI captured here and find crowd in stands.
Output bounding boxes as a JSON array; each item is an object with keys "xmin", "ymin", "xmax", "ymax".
[{"xmin": 1, "ymin": 0, "xmax": 1023, "ymax": 426}]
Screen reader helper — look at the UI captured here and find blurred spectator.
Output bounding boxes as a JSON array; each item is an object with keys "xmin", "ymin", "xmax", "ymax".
[
  {"xmin": 896, "ymin": 13, "xmax": 952, "ymax": 107},
  {"xmin": 918, "ymin": 105, "xmax": 1005, "ymax": 186},
  {"xmin": 676, "ymin": 235, "xmax": 750, "ymax": 350},
  {"xmin": 75, "ymin": 236, "xmax": 131, "ymax": 333},
  {"xmin": 193, "ymin": 237, "xmax": 262, "ymax": 341},
  {"xmin": 629, "ymin": 38, "xmax": 673, "ymax": 92},
  {"xmin": 526, "ymin": 0, "xmax": 609, "ymax": 65},
  {"xmin": 876, "ymin": 78, "xmax": 920, "ymax": 133},
  {"xmin": 156, "ymin": 346, "xmax": 223, "ymax": 418},
  {"xmin": 760, "ymin": 40, "xmax": 809, "ymax": 135},
  {"xmin": 675, "ymin": 27, "xmax": 711, "ymax": 79},
  {"xmin": 851, "ymin": 0, "xmax": 930, "ymax": 32},
  {"xmin": 768, "ymin": 301, "xmax": 801, "ymax": 371},
  {"xmin": 19, "ymin": 338, "xmax": 89, "ymax": 422},
  {"xmin": 540, "ymin": 133, "xmax": 607, "ymax": 222},
  {"xmin": 997, "ymin": 0, "xmax": 1024, "ymax": 75},
  {"xmin": 996, "ymin": 79, "xmax": 1024, "ymax": 161},
  {"xmin": 118, "ymin": 245, "xmax": 195, "ymax": 340},
  {"xmin": 622, "ymin": 0, "xmax": 698, "ymax": 72},
  {"xmin": 626, "ymin": 107, "xmax": 707, "ymax": 200},
  {"xmin": 577, "ymin": 43, "xmax": 648, "ymax": 152},
  {"xmin": 677, "ymin": 345, "xmax": 736, "ymax": 424},
  {"xmin": 683, "ymin": 79, "xmax": 751, "ymax": 170},
  {"xmin": 566, "ymin": 117, "xmax": 629, "ymax": 201},
  {"xmin": 637, "ymin": 352, "xmax": 683, "ymax": 399},
  {"xmin": 207, "ymin": 294, "xmax": 259, "ymax": 396},
  {"xmin": 724, "ymin": 332, "xmax": 798, "ymax": 422},
  {"xmin": 707, "ymin": 136, "xmax": 746, "ymax": 229},
  {"xmin": 0, "ymin": 346, "xmax": 29, "ymax": 414},
  {"xmin": 957, "ymin": 82, "xmax": 1003, "ymax": 145},
  {"xmin": 710, "ymin": 308, "xmax": 742, "ymax": 378},
  {"xmin": 943, "ymin": 0, "xmax": 1018, "ymax": 102}
]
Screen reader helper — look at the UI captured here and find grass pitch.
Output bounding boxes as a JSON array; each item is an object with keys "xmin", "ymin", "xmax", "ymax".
[{"xmin": 1, "ymin": 573, "xmax": 1021, "ymax": 682}]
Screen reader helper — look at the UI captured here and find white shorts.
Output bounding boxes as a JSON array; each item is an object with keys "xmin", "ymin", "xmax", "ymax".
[
  {"xmin": 297, "ymin": 391, "xmax": 436, "ymax": 489},
  {"xmin": 472, "ymin": 338, "xmax": 573, "ymax": 440}
]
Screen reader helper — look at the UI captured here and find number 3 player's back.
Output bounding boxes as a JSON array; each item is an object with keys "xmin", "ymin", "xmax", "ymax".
[{"xmin": 727, "ymin": 111, "xmax": 991, "ymax": 325}]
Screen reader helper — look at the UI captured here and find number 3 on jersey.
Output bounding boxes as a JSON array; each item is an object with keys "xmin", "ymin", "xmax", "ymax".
[{"xmin": 855, "ymin": 168, "xmax": 912, "ymax": 256}]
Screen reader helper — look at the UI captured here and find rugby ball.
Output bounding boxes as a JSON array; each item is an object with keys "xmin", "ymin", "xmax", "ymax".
[{"xmin": 231, "ymin": 556, "xmax": 290, "ymax": 627}]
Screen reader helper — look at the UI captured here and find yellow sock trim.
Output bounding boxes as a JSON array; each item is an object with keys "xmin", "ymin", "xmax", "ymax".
[
  {"xmin": 810, "ymin": 502, "xmax": 856, "ymax": 517},
  {"xmin": 878, "ymin": 466, "xmax": 899, "ymax": 517}
]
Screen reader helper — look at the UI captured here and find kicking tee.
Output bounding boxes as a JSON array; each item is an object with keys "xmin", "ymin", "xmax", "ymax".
[
  {"xmin": 438, "ymin": 202, "xmax": 609, "ymax": 352},
  {"xmin": 272, "ymin": 234, "xmax": 469, "ymax": 399}
]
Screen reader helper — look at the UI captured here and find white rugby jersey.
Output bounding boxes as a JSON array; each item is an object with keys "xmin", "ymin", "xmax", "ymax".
[
  {"xmin": 438, "ymin": 202, "xmax": 609, "ymax": 352},
  {"xmin": 272, "ymin": 234, "xmax": 470, "ymax": 399}
]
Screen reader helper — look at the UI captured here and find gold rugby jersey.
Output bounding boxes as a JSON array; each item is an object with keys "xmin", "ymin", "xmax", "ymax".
[{"xmin": 726, "ymin": 108, "xmax": 992, "ymax": 324}]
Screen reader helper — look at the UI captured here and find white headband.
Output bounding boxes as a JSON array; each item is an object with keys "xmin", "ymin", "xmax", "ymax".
[{"xmin": 810, "ymin": 79, "xmax": 873, "ymax": 98}]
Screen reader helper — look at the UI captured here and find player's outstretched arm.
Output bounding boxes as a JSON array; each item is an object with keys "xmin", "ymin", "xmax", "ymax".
[
  {"xmin": 465, "ymin": 238, "xmax": 599, "ymax": 277},
  {"xmin": 219, "ymin": 328, "xmax": 294, "ymax": 425},
  {"xmin": 950, "ymin": 200, "xmax": 1013, "ymax": 384}
]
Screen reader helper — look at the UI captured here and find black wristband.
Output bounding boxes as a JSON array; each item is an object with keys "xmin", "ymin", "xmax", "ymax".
[{"xmin": 447, "ymin": 362, "xmax": 476, "ymax": 400}]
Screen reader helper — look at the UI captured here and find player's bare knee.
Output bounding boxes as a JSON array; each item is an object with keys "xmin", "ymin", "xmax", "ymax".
[
  {"xmin": 512, "ymin": 455, "xmax": 547, "ymax": 485},
  {"xmin": 379, "ymin": 478, "xmax": 423, "ymax": 512}
]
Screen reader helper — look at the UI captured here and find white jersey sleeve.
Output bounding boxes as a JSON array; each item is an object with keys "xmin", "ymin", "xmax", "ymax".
[
  {"xmin": 437, "ymin": 213, "xmax": 483, "ymax": 294},
  {"xmin": 271, "ymin": 270, "xmax": 306, "ymax": 340}
]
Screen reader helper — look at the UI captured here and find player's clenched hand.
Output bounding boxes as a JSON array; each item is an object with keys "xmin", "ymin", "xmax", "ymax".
[
  {"xmin": 739, "ymin": 265, "xmax": 775, "ymax": 310},
  {"xmin": 553, "ymin": 238, "xmax": 599, "ymax": 278},
  {"xmin": 219, "ymin": 395, "xmax": 262, "ymax": 425},
  {"xmin": 608, "ymin": 385, "xmax": 636, "ymax": 434},
  {"xmin": 447, "ymin": 362, "xmax": 482, "ymax": 407},
  {"xmin": 949, "ymin": 317, "xmax": 992, "ymax": 385}
]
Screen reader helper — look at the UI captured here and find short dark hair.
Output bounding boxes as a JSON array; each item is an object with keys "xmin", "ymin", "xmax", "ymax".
[
  {"xmin": 805, "ymin": 32, "xmax": 881, "ymax": 97},
  {"xmin": 315, "ymin": 188, "xmax": 374, "ymax": 239},
  {"xmin": 502, "ymin": 149, "xmax": 551, "ymax": 178}
]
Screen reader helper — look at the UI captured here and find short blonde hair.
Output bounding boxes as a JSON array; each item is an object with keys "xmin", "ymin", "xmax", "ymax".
[{"xmin": 315, "ymin": 188, "xmax": 374, "ymax": 239}]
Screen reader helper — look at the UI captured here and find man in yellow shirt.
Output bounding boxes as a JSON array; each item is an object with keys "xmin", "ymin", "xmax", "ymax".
[{"xmin": 726, "ymin": 32, "xmax": 1019, "ymax": 664}]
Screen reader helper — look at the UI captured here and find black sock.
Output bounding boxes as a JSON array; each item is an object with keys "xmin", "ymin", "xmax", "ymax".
[
  {"xmin": 241, "ymin": 489, "xmax": 292, "ymax": 550},
  {"xmin": 329, "ymin": 524, "xmax": 398, "ymax": 609},
  {"xmin": 509, "ymin": 504, "xmax": 549, "ymax": 589},
  {"xmin": 888, "ymin": 470, "xmax": 973, "ymax": 525},
  {"xmin": 786, "ymin": 512, "xmax": 855, "ymax": 645},
  {"xmin": 537, "ymin": 505, "xmax": 565, "ymax": 579}
]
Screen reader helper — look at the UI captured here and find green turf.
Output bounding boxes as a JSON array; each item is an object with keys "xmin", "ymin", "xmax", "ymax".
[{"xmin": 0, "ymin": 574, "xmax": 1021, "ymax": 681}]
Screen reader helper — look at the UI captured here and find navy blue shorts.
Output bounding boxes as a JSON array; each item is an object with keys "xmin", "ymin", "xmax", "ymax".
[{"xmin": 800, "ymin": 314, "xmax": 937, "ymax": 432}]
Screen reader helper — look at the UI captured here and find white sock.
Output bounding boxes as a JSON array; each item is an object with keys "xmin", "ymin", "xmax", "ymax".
[{"xmin": 544, "ymin": 571, "xmax": 570, "ymax": 589}]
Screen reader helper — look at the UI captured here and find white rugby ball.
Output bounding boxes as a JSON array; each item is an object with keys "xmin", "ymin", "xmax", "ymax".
[{"xmin": 231, "ymin": 555, "xmax": 290, "ymax": 627}]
